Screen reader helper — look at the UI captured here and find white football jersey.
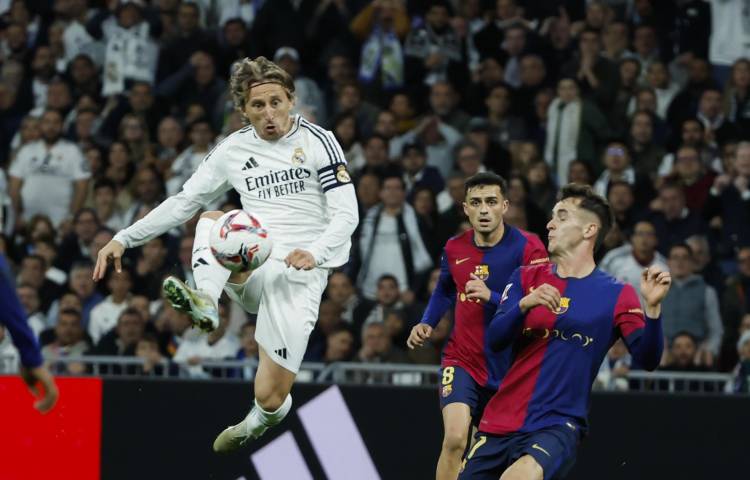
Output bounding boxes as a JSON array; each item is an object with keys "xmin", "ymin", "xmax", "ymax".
[{"xmin": 114, "ymin": 115, "xmax": 359, "ymax": 268}]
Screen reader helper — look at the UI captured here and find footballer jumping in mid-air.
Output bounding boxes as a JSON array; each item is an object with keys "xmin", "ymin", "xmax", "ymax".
[{"xmin": 93, "ymin": 56, "xmax": 358, "ymax": 452}]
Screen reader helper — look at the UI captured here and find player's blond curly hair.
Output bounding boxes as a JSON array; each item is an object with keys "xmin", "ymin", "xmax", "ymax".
[{"xmin": 230, "ymin": 57, "xmax": 295, "ymax": 118}]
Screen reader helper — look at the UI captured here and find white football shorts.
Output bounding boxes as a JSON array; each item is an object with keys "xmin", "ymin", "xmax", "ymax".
[{"xmin": 223, "ymin": 258, "xmax": 328, "ymax": 373}]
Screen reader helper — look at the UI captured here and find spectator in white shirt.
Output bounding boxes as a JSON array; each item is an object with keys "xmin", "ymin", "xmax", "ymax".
[
  {"xmin": 174, "ymin": 302, "xmax": 240, "ymax": 377},
  {"xmin": 600, "ymin": 220, "xmax": 668, "ymax": 299},
  {"xmin": 8, "ymin": 109, "xmax": 90, "ymax": 229},
  {"xmin": 88, "ymin": 267, "xmax": 133, "ymax": 345},
  {"xmin": 15, "ymin": 284, "xmax": 46, "ymax": 339}
]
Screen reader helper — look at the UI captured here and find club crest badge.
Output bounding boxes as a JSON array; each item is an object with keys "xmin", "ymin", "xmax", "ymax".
[
  {"xmin": 473, "ymin": 264, "xmax": 489, "ymax": 281},
  {"xmin": 292, "ymin": 147, "xmax": 306, "ymax": 166},
  {"xmin": 336, "ymin": 164, "xmax": 351, "ymax": 183}
]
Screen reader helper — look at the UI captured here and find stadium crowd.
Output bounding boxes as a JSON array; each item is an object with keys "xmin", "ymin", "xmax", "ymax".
[{"xmin": 1, "ymin": 0, "xmax": 749, "ymax": 393}]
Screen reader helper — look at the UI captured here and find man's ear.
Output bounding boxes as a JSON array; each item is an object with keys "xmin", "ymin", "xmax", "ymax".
[{"xmin": 583, "ymin": 222, "xmax": 599, "ymax": 241}]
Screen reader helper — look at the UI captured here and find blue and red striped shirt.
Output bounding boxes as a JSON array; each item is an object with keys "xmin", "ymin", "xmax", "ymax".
[
  {"xmin": 421, "ymin": 225, "xmax": 548, "ymax": 389},
  {"xmin": 481, "ymin": 263, "xmax": 663, "ymax": 435}
]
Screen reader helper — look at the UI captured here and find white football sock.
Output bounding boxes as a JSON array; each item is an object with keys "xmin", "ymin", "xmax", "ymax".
[
  {"xmin": 243, "ymin": 394, "xmax": 292, "ymax": 436},
  {"xmin": 192, "ymin": 218, "xmax": 231, "ymax": 306}
]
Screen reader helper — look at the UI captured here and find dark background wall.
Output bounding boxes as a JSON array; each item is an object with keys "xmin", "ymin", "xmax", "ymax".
[{"xmin": 101, "ymin": 379, "xmax": 746, "ymax": 480}]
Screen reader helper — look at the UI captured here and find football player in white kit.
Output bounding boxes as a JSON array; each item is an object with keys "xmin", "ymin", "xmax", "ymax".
[{"xmin": 92, "ymin": 57, "xmax": 358, "ymax": 452}]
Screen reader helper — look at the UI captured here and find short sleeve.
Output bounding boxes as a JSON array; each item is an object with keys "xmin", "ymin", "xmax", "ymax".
[{"xmin": 614, "ymin": 284, "xmax": 646, "ymax": 347}]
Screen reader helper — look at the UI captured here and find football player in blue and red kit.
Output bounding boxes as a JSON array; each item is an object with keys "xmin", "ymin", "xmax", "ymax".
[
  {"xmin": 407, "ymin": 172, "xmax": 548, "ymax": 480},
  {"xmin": 460, "ymin": 184, "xmax": 670, "ymax": 480}
]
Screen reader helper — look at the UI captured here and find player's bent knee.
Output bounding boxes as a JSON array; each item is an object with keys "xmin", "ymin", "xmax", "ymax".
[
  {"xmin": 200, "ymin": 210, "xmax": 224, "ymax": 221},
  {"xmin": 255, "ymin": 390, "xmax": 287, "ymax": 412}
]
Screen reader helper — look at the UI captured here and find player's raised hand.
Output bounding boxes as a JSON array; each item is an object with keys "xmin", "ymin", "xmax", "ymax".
[
  {"xmin": 640, "ymin": 266, "xmax": 671, "ymax": 313},
  {"xmin": 285, "ymin": 249, "xmax": 316, "ymax": 270},
  {"xmin": 519, "ymin": 283, "xmax": 561, "ymax": 313},
  {"xmin": 93, "ymin": 239, "xmax": 125, "ymax": 281},
  {"xmin": 20, "ymin": 365, "xmax": 59, "ymax": 414},
  {"xmin": 407, "ymin": 323, "xmax": 432, "ymax": 349},
  {"xmin": 466, "ymin": 273, "xmax": 491, "ymax": 303}
]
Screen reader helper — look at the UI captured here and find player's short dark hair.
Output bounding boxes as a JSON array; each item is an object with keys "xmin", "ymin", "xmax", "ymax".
[
  {"xmin": 464, "ymin": 172, "xmax": 508, "ymax": 198},
  {"xmin": 559, "ymin": 183, "xmax": 614, "ymax": 251}
]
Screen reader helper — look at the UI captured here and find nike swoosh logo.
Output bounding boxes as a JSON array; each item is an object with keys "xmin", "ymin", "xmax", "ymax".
[
  {"xmin": 455, "ymin": 257, "xmax": 470, "ymax": 265},
  {"xmin": 531, "ymin": 443, "xmax": 551, "ymax": 457}
]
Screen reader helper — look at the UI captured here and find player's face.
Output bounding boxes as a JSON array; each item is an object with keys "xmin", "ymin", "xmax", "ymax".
[
  {"xmin": 243, "ymin": 82, "xmax": 294, "ymax": 140},
  {"xmin": 463, "ymin": 185, "xmax": 508, "ymax": 235},
  {"xmin": 547, "ymin": 199, "xmax": 598, "ymax": 257}
]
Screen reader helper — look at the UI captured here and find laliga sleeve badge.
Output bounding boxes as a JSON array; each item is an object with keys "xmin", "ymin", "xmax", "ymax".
[
  {"xmin": 442, "ymin": 384, "xmax": 453, "ymax": 397},
  {"xmin": 292, "ymin": 147, "xmax": 306, "ymax": 166},
  {"xmin": 336, "ymin": 164, "xmax": 351, "ymax": 183}
]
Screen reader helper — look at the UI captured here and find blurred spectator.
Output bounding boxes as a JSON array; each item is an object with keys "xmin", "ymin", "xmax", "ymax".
[
  {"xmin": 133, "ymin": 236, "xmax": 172, "ymax": 299},
  {"xmin": 720, "ymin": 248, "xmax": 750, "ymax": 370},
  {"xmin": 595, "ymin": 339, "xmax": 631, "ymax": 391},
  {"xmin": 404, "ymin": 2, "xmax": 462, "ymax": 93},
  {"xmin": 400, "ymin": 141, "xmax": 444, "ymax": 200},
  {"xmin": 685, "ymin": 234, "xmax": 724, "ymax": 294},
  {"xmin": 484, "ymin": 83, "xmax": 526, "ymax": 149},
  {"xmin": 388, "ymin": 91, "xmax": 419, "ymax": 134},
  {"xmin": 56, "ymin": 208, "xmax": 100, "ymax": 271},
  {"xmin": 600, "ymin": 220, "xmax": 668, "ymax": 299},
  {"xmin": 357, "ymin": 176, "xmax": 433, "ymax": 300},
  {"xmin": 305, "ymin": 300, "xmax": 345, "ymax": 362},
  {"xmin": 332, "ymin": 112, "xmax": 364, "ymax": 170},
  {"xmin": 703, "ymin": 142, "xmax": 750, "ymax": 258},
  {"xmin": 16, "ymin": 283, "xmax": 46, "ymax": 338},
  {"xmin": 667, "ymin": 145, "xmax": 716, "ymax": 215},
  {"xmin": 323, "ymin": 325, "xmax": 355, "ymax": 363},
  {"xmin": 354, "ymin": 171, "xmax": 382, "ymax": 218},
  {"xmin": 335, "ymin": 82, "xmax": 380, "ymax": 141},
  {"xmin": 697, "ymin": 88, "xmax": 739, "ymax": 150},
  {"xmin": 426, "ymin": 81, "xmax": 470, "ymax": 134},
  {"xmin": 728, "ymin": 330, "xmax": 750, "ymax": 393},
  {"xmin": 593, "ymin": 141, "xmax": 655, "ymax": 209},
  {"xmin": 631, "ymin": 24, "xmax": 659, "ymax": 82},
  {"xmin": 175, "ymin": 235, "xmax": 195, "ymax": 287},
  {"xmin": 0, "ymin": 325, "xmax": 20, "ymax": 373},
  {"xmin": 629, "ymin": 110, "xmax": 665, "ymax": 181},
  {"xmin": 124, "ymin": 165, "xmax": 164, "ymax": 225},
  {"xmin": 166, "ymin": 118, "xmax": 214, "ymax": 196},
  {"xmin": 325, "ymin": 271, "xmax": 361, "ymax": 325},
  {"xmin": 661, "ymin": 244, "xmax": 723, "ymax": 367},
  {"xmin": 173, "ymin": 302, "xmax": 239, "ymax": 377},
  {"xmin": 505, "ymin": 174, "xmax": 548, "ymax": 240},
  {"xmin": 8, "ymin": 109, "xmax": 90, "ymax": 228},
  {"xmin": 41, "ymin": 308, "xmax": 90, "ymax": 373},
  {"xmin": 17, "ymin": 254, "xmax": 62, "ymax": 314},
  {"xmin": 409, "ymin": 312, "xmax": 451, "ymax": 365},
  {"xmin": 354, "ymin": 274, "xmax": 412, "ymax": 334},
  {"xmin": 92, "ymin": 179, "xmax": 127, "ymax": 232},
  {"xmin": 544, "ymin": 77, "xmax": 609, "ymax": 184},
  {"xmin": 274, "ymin": 46, "xmax": 326, "ymax": 122},
  {"xmin": 708, "ymin": 0, "xmax": 750, "ymax": 86},
  {"xmin": 526, "ymin": 160, "xmax": 557, "ymax": 213},
  {"xmin": 358, "ymin": 133, "xmax": 389, "ymax": 175},
  {"xmin": 154, "ymin": 116, "xmax": 184, "ymax": 174},
  {"xmin": 91, "ymin": 307, "xmax": 145, "ymax": 356},
  {"xmin": 350, "ymin": 0, "xmax": 408, "ymax": 99},
  {"xmin": 391, "ymin": 115, "xmax": 462, "ymax": 178},
  {"xmin": 463, "ymin": 117, "xmax": 512, "ymax": 178},
  {"xmin": 602, "ymin": 21, "xmax": 632, "ymax": 62},
  {"xmin": 724, "ymin": 58, "xmax": 750, "ymax": 135},
  {"xmin": 667, "ymin": 57, "xmax": 715, "ymax": 130},
  {"xmin": 48, "ymin": 261, "xmax": 103, "ymax": 328},
  {"xmin": 659, "ymin": 118, "xmax": 716, "ymax": 177},
  {"xmin": 134, "ymin": 333, "xmax": 168, "ymax": 375},
  {"xmin": 157, "ymin": 1, "xmax": 216, "ymax": 81},
  {"xmin": 661, "ymin": 332, "xmax": 714, "ymax": 392},
  {"xmin": 95, "ymin": 0, "xmax": 159, "ymax": 97},
  {"xmin": 356, "ymin": 321, "xmax": 410, "ymax": 363},
  {"xmin": 412, "ymin": 186, "xmax": 441, "ymax": 260},
  {"xmin": 88, "ymin": 267, "xmax": 133, "ymax": 345},
  {"xmin": 561, "ymin": 28, "xmax": 618, "ymax": 111},
  {"xmin": 646, "ymin": 182, "xmax": 706, "ymax": 255}
]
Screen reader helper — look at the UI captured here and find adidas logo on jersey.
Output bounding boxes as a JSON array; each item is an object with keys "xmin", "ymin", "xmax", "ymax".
[
  {"xmin": 242, "ymin": 157, "xmax": 260, "ymax": 171},
  {"xmin": 192, "ymin": 258, "xmax": 209, "ymax": 269},
  {"xmin": 274, "ymin": 348, "xmax": 288, "ymax": 360}
]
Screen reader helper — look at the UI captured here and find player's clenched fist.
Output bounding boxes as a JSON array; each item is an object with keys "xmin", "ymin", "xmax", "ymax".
[
  {"xmin": 466, "ymin": 273, "xmax": 491, "ymax": 303},
  {"xmin": 407, "ymin": 323, "xmax": 433, "ymax": 349},
  {"xmin": 519, "ymin": 283, "xmax": 561, "ymax": 313},
  {"xmin": 285, "ymin": 249, "xmax": 316, "ymax": 270},
  {"xmin": 93, "ymin": 239, "xmax": 125, "ymax": 281}
]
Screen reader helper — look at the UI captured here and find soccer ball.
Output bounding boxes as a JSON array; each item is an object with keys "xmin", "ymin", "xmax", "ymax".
[{"xmin": 209, "ymin": 210, "xmax": 272, "ymax": 273}]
